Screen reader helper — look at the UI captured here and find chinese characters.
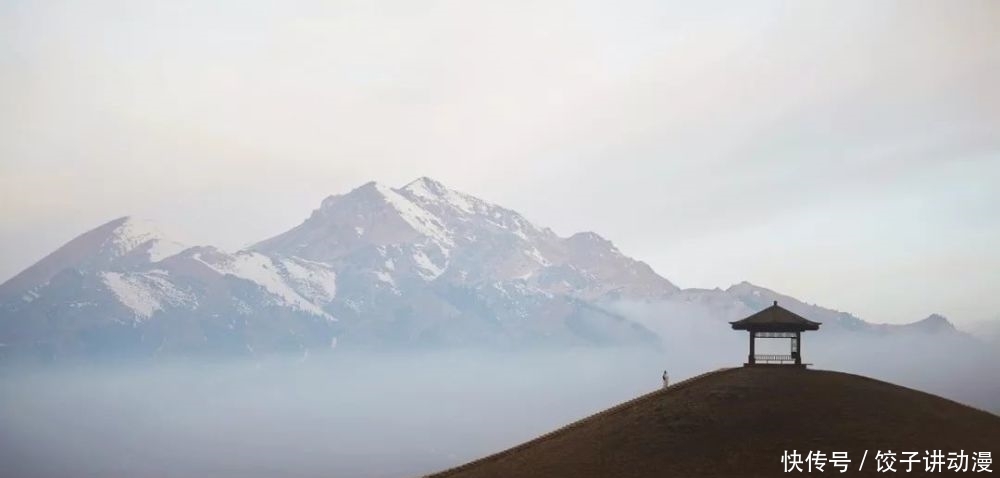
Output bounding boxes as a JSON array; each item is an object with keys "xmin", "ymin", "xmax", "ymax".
[{"xmin": 781, "ymin": 450, "xmax": 992, "ymax": 473}]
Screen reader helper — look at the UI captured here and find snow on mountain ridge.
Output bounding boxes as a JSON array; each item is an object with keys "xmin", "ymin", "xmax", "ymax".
[
  {"xmin": 366, "ymin": 182, "xmax": 455, "ymax": 248},
  {"xmin": 193, "ymin": 251, "xmax": 336, "ymax": 321},
  {"xmin": 109, "ymin": 217, "xmax": 187, "ymax": 262},
  {"xmin": 100, "ymin": 270, "xmax": 196, "ymax": 320},
  {"xmin": 254, "ymin": 178, "xmax": 678, "ymax": 302},
  {"xmin": 279, "ymin": 257, "xmax": 338, "ymax": 304},
  {"xmin": 0, "ymin": 177, "xmax": 973, "ymax": 358},
  {"xmin": 0, "ymin": 216, "xmax": 189, "ymax": 304},
  {"xmin": 401, "ymin": 177, "xmax": 477, "ymax": 214},
  {"xmin": 398, "ymin": 178, "xmax": 550, "ymax": 243}
]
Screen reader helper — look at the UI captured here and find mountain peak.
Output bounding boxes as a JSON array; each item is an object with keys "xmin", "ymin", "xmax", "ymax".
[
  {"xmin": 402, "ymin": 176, "xmax": 449, "ymax": 196},
  {"xmin": 725, "ymin": 281, "xmax": 783, "ymax": 299},
  {"xmin": 326, "ymin": 181, "xmax": 417, "ymax": 210},
  {"xmin": 344, "ymin": 180, "xmax": 389, "ymax": 198},
  {"xmin": 0, "ymin": 216, "xmax": 186, "ymax": 301},
  {"xmin": 316, "ymin": 181, "xmax": 390, "ymax": 209},
  {"xmin": 279, "ymin": 179, "xmax": 455, "ymax": 259},
  {"xmin": 911, "ymin": 313, "xmax": 957, "ymax": 332},
  {"xmin": 727, "ymin": 280, "xmax": 761, "ymax": 290},
  {"xmin": 398, "ymin": 177, "xmax": 482, "ymax": 216},
  {"xmin": 107, "ymin": 216, "xmax": 185, "ymax": 260}
]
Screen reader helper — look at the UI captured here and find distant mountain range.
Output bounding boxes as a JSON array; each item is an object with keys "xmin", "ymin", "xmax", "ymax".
[{"xmin": 0, "ymin": 177, "xmax": 974, "ymax": 359}]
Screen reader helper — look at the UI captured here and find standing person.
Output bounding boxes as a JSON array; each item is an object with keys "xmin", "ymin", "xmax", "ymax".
[{"xmin": 662, "ymin": 370, "xmax": 669, "ymax": 389}]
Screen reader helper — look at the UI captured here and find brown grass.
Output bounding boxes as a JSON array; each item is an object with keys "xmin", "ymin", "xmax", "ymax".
[{"xmin": 426, "ymin": 367, "xmax": 1000, "ymax": 478}]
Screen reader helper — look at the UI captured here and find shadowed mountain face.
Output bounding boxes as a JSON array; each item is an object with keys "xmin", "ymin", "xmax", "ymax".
[
  {"xmin": 429, "ymin": 367, "xmax": 1000, "ymax": 478},
  {"xmin": 0, "ymin": 177, "xmax": 988, "ymax": 359}
]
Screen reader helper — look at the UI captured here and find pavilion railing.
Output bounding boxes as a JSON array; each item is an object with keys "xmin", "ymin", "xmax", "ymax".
[{"xmin": 754, "ymin": 354, "xmax": 795, "ymax": 363}]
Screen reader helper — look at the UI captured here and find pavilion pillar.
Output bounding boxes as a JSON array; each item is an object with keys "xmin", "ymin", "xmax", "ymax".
[
  {"xmin": 795, "ymin": 331, "xmax": 802, "ymax": 365},
  {"xmin": 731, "ymin": 303, "xmax": 820, "ymax": 368}
]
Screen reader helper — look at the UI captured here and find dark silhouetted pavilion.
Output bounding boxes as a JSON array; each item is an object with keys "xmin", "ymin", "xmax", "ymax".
[{"xmin": 730, "ymin": 301, "xmax": 821, "ymax": 366}]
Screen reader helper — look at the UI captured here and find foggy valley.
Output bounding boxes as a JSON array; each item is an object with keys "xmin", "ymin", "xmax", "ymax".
[
  {"xmin": 2, "ymin": 1, "xmax": 998, "ymax": 477},
  {"xmin": 2, "ymin": 317, "xmax": 997, "ymax": 478}
]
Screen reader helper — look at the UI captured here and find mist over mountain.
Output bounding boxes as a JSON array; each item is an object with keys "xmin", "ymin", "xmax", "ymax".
[
  {"xmin": 961, "ymin": 317, "xmax": 1000, "ymax": 346},
  {"xmin": 0, "ymin": 177, "xmax": 988, "ymax": 362},
  {"xmin": 1, "ymin": 178, "xmax": 998, "ymax": 478},
  {"xmin": 0, "ymin": 178, "xmax": 675, "ymax": 359}
]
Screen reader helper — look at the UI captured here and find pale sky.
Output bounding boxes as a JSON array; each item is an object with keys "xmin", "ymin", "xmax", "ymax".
[{"xmin": 1, "ymin": 0, "xmax": 998, "ymax": 325}]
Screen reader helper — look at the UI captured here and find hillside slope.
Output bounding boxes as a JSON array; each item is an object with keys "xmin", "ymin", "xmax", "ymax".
[{"xmin": 427, "ymin": 367, "xmax": 1000, "ymax": 478}]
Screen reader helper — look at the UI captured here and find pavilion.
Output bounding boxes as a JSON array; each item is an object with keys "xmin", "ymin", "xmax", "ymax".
[{"xmin": 730, "ymin": 300, "xmax": 821, "ymax": 366}]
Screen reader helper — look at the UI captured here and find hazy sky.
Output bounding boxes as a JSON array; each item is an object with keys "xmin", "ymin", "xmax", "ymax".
[{"xmin": 1, "ymin": 0, "xmax": 998, "ymax": 324}]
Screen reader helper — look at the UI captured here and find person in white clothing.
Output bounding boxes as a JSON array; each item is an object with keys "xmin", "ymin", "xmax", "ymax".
[{"xmin": 662, "ymin": 370, "xmax": 669, "ymax": 389}]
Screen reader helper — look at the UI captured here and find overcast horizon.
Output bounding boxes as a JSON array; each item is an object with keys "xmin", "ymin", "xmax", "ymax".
[{"xmin": 2, "ymin": 0, "xmax": 998, "ymax": 325}]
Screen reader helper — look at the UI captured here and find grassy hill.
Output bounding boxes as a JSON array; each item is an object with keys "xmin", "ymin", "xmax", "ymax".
[{"xmin": 426, "ymin": 367, "xmax": 1000, "ymax": 477}]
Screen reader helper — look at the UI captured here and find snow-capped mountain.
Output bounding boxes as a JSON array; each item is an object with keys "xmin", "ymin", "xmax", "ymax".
[
  {"xmin": 0, "ymin": 179, "xmax": 670, "ymax": 358},
  {"xmin": 254, "ymin": 178, "xmax": 677, "ymax": 301},
  {"xmin": 0, "ymin": 238, "xmax": 345, "ymax": 358},
  {"xmin": 0, "ymin": 178, "xmax": 968, "ymax": 359},
  {"xmin": 0, "ymin": 217, "xmax": 185, "ymax": 303}
]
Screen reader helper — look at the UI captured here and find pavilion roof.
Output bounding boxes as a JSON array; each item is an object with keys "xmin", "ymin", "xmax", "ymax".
[{"xmin": 730, "ymin": 301, "xmax": 821, "ymax": 332}]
